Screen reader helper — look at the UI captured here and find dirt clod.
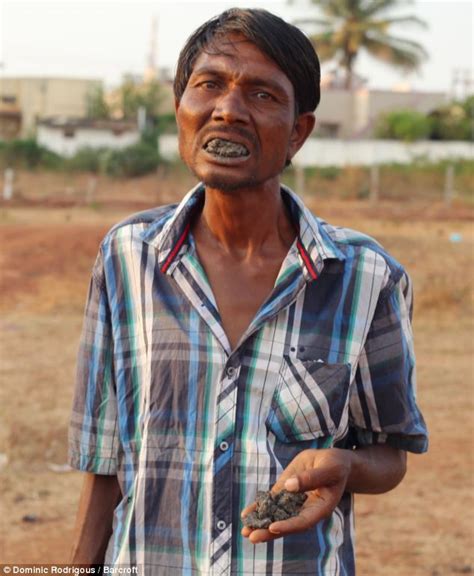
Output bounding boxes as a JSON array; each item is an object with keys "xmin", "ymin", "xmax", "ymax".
[
  {"xmin": 22, "ymin": 514, "xmax": 39, "ymax": 523},
  {"xmin": 243, "ymin": 490, "xmax": 307, "ymax": 529}
]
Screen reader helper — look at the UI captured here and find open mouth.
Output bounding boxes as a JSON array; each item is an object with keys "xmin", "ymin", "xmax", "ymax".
[{"xmin": 203, "ymin": 138, "xmax": 250, "ymax": 158}]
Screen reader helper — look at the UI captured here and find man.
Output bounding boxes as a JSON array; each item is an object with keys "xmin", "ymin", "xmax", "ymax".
[{"xmin": 69, "ymin": 8, "xmax": 428, "ymax": 575}]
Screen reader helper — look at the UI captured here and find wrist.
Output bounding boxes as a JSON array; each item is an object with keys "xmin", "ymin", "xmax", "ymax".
[{"xmin": 330, "ymin": 447, "xmax": 359, "ymax": 493}]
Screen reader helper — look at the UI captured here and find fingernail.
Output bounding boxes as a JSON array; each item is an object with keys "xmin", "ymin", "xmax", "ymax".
[
  {"xmin": 285, "ymin": 476, "xmax": 299, "ymax": 491},
  {"xmin": 269, "ymin": 525, "xmax": 281, "ymax": 534}
]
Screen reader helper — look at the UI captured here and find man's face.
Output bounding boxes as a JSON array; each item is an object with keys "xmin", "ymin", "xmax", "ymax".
[{"xmin": 175, "ymin": 34, "xmax": 314, "ymax": 192}]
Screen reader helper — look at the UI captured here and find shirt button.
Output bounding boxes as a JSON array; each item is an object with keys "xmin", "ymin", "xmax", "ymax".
[
  {"xmin": 226, "ymin": 366, "xmax": 236, "ymax": 378},
  {"xmin": 219, "ymin": 441, "xmax": 229, "ymax": 452},
  {"xmin": 217, "ymin": 520, "xmax": 226, "ymax": 531}
]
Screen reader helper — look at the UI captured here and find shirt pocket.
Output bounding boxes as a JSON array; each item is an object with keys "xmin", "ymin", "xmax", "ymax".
[{"xmin": 265, "ymin": 355, "xmax": 351, "ymax": 443}]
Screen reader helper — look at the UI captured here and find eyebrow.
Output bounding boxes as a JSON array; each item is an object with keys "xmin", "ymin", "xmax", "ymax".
[{"xmin": 190, "ymin": 66, "xmax": 292, "ymax": 98}]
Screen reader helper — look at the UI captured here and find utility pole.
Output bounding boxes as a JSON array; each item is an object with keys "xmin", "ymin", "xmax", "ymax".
[
  {"xmin": 144, "ymin": 15, "xmax": 159, "ymax": 82},
  {"xmin": 451, "ymin": 68, "xmax": 474, "ymax": 100}
]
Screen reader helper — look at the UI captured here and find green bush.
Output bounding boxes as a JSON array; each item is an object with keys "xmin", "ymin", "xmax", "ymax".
[
  {"xmin": 0, "ymin": 140, "xmax": 161, "ymax": 177},
  {"xmin": 66, "ymin": 147, "xmax": 106, "ymax": 173},
  {"xmin": 0, "ymin": 139, "xmax": 62, "ymax": 169},
  {"xmin": 429, "ymin": 102, "xmax": 472, "ymax": 141},
  {"xmin": 317, "ymin": 166, "xmax": 341, "ymax": 180},
  {"xmin": 103, "ymin": 142, "xmax": 160, "ymax": 177},
  {"xmin": 375, "ymin": 110, "xmax": 432, "ymax": 142},
  {"xmin": 158, "ymin": 113, "xmax": 178, "ymax": 134}
]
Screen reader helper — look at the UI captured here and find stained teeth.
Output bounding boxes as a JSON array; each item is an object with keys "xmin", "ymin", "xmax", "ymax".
[{"xmin": 205, "ymin": 138, "xmax": 249, "ymax": 157}]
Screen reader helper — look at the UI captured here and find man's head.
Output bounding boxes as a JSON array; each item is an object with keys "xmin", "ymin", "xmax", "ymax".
[
  {"xmin": 174, "ymin": 9, "xmax": 320, "ymax": 192},
  {"xmin": 174, "ymin": 8, "xmax": 321, "ymax": 116}
]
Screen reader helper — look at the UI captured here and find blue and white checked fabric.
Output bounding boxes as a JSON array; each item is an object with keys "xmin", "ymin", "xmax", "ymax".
[{"xmin": 69, "ymin": 184, "xmax": 428, "ymax": 575}]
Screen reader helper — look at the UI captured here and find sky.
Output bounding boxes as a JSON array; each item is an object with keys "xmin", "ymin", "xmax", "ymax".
[{"xmin": 0, "ymin": 0, "xmax": 473, "ymax": 95}]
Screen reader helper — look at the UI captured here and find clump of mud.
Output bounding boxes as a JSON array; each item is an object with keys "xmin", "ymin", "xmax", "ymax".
[
  {"xmin": 204, "ymin": 138, "xmax": 249, "ymax": 158},
  {"xmin": 243, "ymin": 490, "xmax": 307, "ymax": 529}
]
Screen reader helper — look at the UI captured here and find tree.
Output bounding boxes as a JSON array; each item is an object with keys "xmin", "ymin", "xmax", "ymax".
[
  {"xmin": 86, "ymin": 84, "xmax": 111, "ymax": 119},
  {"xmin": 429, "ymin": 96, "xmax": 474, "ymax": 141},
  {"xmin": 295, "ymin": 0, "xmax": 428, "ymax": 89},
  {"xmin": 118, "ymin": 77, "xmax": 162, "ymax": 121},
  {"xmin": 375, "ymin": 109, "xmax": 431, "ymax": 141},
  {"xmin": 86, "ymin": 77, "xmax": 163, "ymax": 127}
]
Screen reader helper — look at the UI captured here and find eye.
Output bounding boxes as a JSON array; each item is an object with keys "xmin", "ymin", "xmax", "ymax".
[
  {"xmin": 200, "ymin": 80, "xmax": 218, "ymax": 90},
  {"xmin": 255, "ymin": 91, "xmax": 274, "ymax": 101}
]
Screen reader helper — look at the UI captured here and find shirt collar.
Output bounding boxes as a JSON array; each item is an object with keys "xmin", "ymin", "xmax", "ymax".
[
  {"xmin": 141, "ymin": 182, "xmax": 205, "ymax": 273},
  {"xmin": 280, "ymin": 185, "xmax": 345, "ymax": 280},
  {"xmin": 141, "ymin": 182, "xmax": 345, "ymax": 277}
]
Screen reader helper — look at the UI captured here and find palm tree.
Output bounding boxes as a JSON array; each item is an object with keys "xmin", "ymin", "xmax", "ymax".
[{"xmin": 295, "ymin": 0, "xmax": 428, "ymax": 89}]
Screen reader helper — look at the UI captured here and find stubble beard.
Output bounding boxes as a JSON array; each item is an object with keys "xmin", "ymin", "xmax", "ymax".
[
  {"xmin": 187, "ymin": 156, "xmax": 287, "ymax": 194},
  {"xmin": 193, "ymin": 169, "xmax": 261, "ymax": 193}
]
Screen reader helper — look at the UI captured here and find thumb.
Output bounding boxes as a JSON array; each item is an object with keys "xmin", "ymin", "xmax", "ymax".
[{"xmin": 284, "ymin": 467, "xmax": 340, "ymax": 493}]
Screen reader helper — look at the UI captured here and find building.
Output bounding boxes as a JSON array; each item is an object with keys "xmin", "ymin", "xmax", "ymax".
[
  {"xmin": 0, "ymin": 76, "xmax": 101, "ymax": 140},
  {"xmin": 37, "ymin": 117, "xmax": 140, "ymax": 157},
  {"xmin": 316, "ymin": 87, "xmax": 447, "ymax": 139}
]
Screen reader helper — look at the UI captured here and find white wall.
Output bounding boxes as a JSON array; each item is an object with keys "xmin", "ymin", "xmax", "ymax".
[
  {"xmin": 159, "ymin": 135, "xmax": 473, "ymax": 167},
  {"xmin": 38, "ymin": 125, "xmax": 140, "ymax": 157},
  {"xmin": 293, "ymin": 139, "xmax": 474, "ymax": 167}
]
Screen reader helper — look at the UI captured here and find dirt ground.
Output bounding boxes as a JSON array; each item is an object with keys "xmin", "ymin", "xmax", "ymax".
[{"xmin": 0, "ymin": 171, "xmax": 473, "ymax": 574}]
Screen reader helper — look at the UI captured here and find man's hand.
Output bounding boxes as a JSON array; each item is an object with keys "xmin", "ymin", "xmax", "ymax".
[
  {"xmin": 241, "ymin": 445, "xmax": 406, "ymax": 544},
  {"xmin": 241, "ymin": 448, "xmax": 351, "ymax": 544}
]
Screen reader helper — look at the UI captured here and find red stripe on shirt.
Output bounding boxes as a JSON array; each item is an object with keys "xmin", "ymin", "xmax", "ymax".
[
  {"xmin": 161, "ymin": 221, "xmax": 191, "ymax": 273},
  {"xmin": 297, "ymin": 239, "xmax": 318, "ymax": 280}
]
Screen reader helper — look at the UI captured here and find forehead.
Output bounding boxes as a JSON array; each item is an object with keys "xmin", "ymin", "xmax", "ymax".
[{"xmin": 190, "ymin": 33, "xmax": 294, "ymax": 93}]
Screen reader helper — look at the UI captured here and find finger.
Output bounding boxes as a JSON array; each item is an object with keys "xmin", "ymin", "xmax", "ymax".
[
  {"xmin": 248, "ymin": 528, "xmax": 280, "ymax": 544},
  {"xmin": 271, "ymin": 465, "xmax": 301, "ymax": 495},
  {"xmin": 284, "ymin": 467, "xmax": 342, "ymax": 493},
  {"xmin": 241, "ymin": 526, "xmax": 253, "ymax": 538},
  {"xmin": 269, "ymin": 486, "xmax": 344, "ymax": 536},
  {"xmin": 268, "ymin": 496, "xmax": 332, "ymax": 535},
  {"xmin": 241, "ymin": 502, "xmax": 257, "ymax": 518}
]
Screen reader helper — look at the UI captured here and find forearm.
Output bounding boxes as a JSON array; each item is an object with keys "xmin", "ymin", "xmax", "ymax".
[
  {"xmin": 71, "ymin": 472, "xmax": 122, "ymax": 564},
  {"xmin": 345, "ymin": 444, "xmax": 407, "ymax": 494}
]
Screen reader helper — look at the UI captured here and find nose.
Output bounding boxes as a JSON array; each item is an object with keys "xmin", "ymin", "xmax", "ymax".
[{"xmin": 212, "ymin": 87, "xmax": 249, "ymax": 124}]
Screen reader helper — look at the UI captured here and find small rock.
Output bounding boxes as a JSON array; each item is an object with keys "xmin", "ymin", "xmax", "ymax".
[
  {"xmin": 243, "ymin": 490, "xmax": 307, "ymax": 529},
  {"xmin": 0, "ymin": 453, "xmax": 8, "ymax": 470},
  {"xmin": 243, "ymin": 512, "xmax": 272, "ymax": 529},
  {"xmin": 47, "ymin": 462, "xmax": 73, "ymax": 473},
  {"xmin": 453, "ymin": 566, "xmax": 473, "ymax": 574},
  {"xmin": 22, "ymin": 514, "xmax": 39, "ymax": 523}
]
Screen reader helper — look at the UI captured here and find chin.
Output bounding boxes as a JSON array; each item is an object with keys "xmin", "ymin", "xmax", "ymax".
[{"xmin": 196, "ymin": 172, "xmax": 261, "ymax": 193}]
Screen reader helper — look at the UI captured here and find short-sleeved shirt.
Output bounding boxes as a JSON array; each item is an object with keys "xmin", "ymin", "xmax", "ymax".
[{"xmin": 69, "ymin": 184, "xmax": 428, "ymax": 575}]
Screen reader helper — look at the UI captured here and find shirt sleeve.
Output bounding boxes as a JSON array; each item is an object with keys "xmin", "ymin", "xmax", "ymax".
[
  {"xmin": 68, "ymin": 249, "xmax": 119, "ymax": 474},
  {"xmin": 348, "ymin": 271, "xmax": 428, "ymax": 454}
]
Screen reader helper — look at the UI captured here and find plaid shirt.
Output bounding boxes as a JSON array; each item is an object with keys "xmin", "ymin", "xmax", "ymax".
[{"xmin": 69, "ymin": 184, "xmax": 428, "ymax": 575}]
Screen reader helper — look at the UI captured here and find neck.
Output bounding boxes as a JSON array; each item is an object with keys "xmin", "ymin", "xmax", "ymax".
[{"xmin": 195, "ymin": 180, "xmax": 296, "ymax": 261}]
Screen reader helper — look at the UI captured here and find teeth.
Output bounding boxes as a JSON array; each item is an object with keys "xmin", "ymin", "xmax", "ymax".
[{"xmin": 205, "ymin": 138, "xmax": 249, "ymax": 158}]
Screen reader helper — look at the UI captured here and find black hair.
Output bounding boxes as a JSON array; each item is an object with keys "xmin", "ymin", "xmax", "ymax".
[{"xmin": 173, "ymin": 8, "xmax": 321, "ymax": 115}]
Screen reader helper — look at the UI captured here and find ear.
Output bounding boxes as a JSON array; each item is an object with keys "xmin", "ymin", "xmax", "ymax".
[{"xmin": 287, "ymin": 112, "xmax": 315, "ymax": 163}]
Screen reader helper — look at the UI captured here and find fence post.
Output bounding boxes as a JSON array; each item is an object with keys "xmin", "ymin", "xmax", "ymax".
[
  {"xmin": 444, "ymin": 163, "xmax": 454, "ymax": 207},
  {"xmin": 295, "ymin": 163, "xmax": 305, "ymax": 197},
  {"xmin": 3, "ymin": 168, "xmax": 14, "ymax": 201},
  {"xmin": 86, "ymin": 176, "xmax": 98, "ymax": 204},
  {"xmin": 369, "ymin": 164, "xmax": 379, "ymax": 204}
]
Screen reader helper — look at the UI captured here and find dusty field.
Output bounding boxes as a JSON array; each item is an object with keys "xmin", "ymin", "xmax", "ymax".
[{"xmin": 0, "ymin": 171, "xmax": 473, "ymax": 574}]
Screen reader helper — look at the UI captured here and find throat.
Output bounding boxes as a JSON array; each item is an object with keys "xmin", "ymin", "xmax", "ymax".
[
  {"xmin": 194, "ymin": 250, "xmax": 284, "ymax": 351},
  {"xmin": 197, "ymin": 195, "xmax": 297, "ymax": 260}
]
